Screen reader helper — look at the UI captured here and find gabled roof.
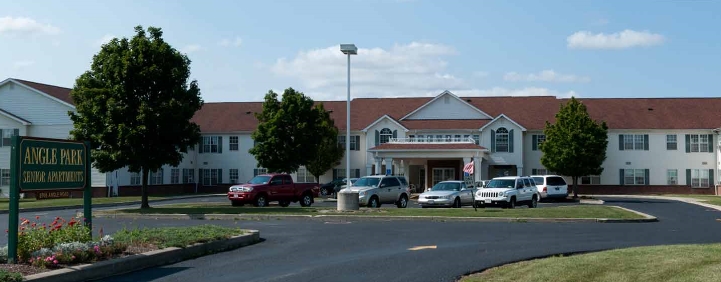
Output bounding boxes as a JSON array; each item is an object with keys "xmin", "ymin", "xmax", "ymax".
[
  {"xmin": 400, "ymin": 90, "xmax": 493, "ymax": 120},
  {"xmin": 361, "ymin": 114, "xmax": 409, "ymax": 132},
  {"xmin": 2, "ymin": 78, "xmax": 75, "ymax": 107},
  {"xmin": 479, "ymin": 114, "xmax": 528, "ymax": 132},
  {"xmin": 0, "ymin": 108, "xmax": 31, "ymax": 125}
]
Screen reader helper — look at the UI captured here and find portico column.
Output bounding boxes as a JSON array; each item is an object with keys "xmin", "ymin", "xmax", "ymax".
[
  {"xmin": 517, "ymin": 166, "xmax": 523, "ymax": 176},
  {"xmin": 375, "ymin": 158, "xmax": 382, "ymax": 175},
  {"xmin": 384, "ymin": 157, "xmax": 393, "ymax": 175},
  {"xmin": 475, "ymin": 157, "xmax": 483, "ymax": 181}
]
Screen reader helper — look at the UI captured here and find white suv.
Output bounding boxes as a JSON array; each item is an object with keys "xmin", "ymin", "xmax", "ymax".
[
  {"xmin": 531, "ymin": 175, "xmax": 568, "ymax": 199},
  {"xmin": 342, "ymin": 175, "xmax": 410, "ymax": 208},
  {"xmin": 474, "ymin": 176, "xmax": 540, "ymax": 209}
]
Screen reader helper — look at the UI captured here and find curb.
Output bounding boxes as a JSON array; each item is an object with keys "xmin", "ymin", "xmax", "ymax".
[
  {"xmin": 596, "ymin": 205, "xmax": 658, "ymax": 223},
  {"xmin": 587, "ymin": 194, "xmax": 721, "ymax": 213},
  {"xmin": 23, "ymin": 229, "xmax": 260, "ymax": 282},
  {"xmin": 94, "ymin": 210, "xmax": 656, "ymax": 223},
  {"xmin": 0, "ymin": 194, "xmax": 224, "ymax": 215}
]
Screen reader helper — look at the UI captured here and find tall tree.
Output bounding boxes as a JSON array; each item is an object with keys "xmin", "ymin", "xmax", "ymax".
[
  {"xmin": 69, "ymin": 26, "xmax": 203, "ymax": 208},
  {"xmin": 249, "ymin": 88, "xmax": 320, "ymax": 173},
  {"xmin": 540, "ymin": 97, "xmax": 608, "ymax": 198},
  {"xmin": 305, "ymin": 103, "xmax": 344, "ymax": 183}
]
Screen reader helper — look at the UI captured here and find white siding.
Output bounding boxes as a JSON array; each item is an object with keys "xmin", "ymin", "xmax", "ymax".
[
  {"xmin": 480, "ymin": 116, "xmax": 524, "ymax": 171},
  {"xmin": 0, "ymin": 82, "xmax": 74, "ymax": 125},
  {"xmin": 0, "ymin": 114, "xmax": 28, "ymax": 170},
  {"xmin": 405, "ymin": 94, "xmax": 487, "ymax": 120}
]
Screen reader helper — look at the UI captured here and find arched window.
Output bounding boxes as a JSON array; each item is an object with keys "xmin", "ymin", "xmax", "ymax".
[
  {"xmin": 495, "ymin": 127, "xmax": 509, "ymax": 152},
  {"xmin": 380, "ymin": 128, "xmax": 393, "ymax": 144}
]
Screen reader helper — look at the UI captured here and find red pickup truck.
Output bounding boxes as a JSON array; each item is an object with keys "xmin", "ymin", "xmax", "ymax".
[{"xmin": 227, "ymin": 173, "xmax": 320, "ymax": 207}]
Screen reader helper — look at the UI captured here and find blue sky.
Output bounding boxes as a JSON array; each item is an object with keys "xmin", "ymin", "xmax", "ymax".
[{"xmin": 1, "ymin": 0, "xmax": 719, "ymax": 102}]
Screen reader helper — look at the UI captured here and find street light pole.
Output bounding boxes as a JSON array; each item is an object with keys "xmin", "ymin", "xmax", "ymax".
[{"xmin": 340, "ymin": 44, "xmax": 357, "ymax": 191}]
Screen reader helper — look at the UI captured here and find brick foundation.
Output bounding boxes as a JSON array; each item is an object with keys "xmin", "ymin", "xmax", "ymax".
[{"xmin": 574, "ymin": 185, "xmax": 717, "ymax": 195}]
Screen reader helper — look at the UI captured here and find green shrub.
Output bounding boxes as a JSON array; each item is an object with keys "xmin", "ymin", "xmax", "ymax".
[{"xmin": 0, "ymin": 269, "xmax": 22, "ymax": 282}]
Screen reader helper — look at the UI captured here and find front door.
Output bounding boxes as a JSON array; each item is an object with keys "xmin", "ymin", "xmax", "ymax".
[{"xmin": 432, "ymin": 168, "xmax": 456, "ymax": 186}]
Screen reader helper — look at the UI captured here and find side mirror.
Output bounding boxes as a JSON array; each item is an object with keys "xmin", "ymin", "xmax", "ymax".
[{"xmin": 380, "ymin": 184, "xmax": 386, "ymax": 188}]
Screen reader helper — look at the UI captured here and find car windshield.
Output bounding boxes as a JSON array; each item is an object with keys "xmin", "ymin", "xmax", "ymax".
[
  {"xmin": 247, "ymin": 176, "xmax": 271, "ymax": 184},
  {"xmin": 486, "ymin": 179, "xmax": 516, "ymax": 188},
  {"xmin": 353, "ymin": 177, "xmax": 381, "ymax": 187},
  {"xmin": 532, "ymin": 177, "xmax": 544, "ymax": 185},
  {"xmin": 431, "ymin": 182, "xmax": 461, "ymax": 191}
]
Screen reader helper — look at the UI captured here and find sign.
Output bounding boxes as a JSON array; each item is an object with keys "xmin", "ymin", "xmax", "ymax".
[
  {"xmin": 8, "ymin": 136, "xmax": 92, "ymax": 264},
  {"xmin": 18, "ymin": 138, "xmax": 89, "ymax": 191},
  {"xmin": 386, "ymin": 168, "xmax": 391, "ymax": 175},
  {"xmin": 36, "ymin": 191, "xmax": 72, "ymax": 200}
]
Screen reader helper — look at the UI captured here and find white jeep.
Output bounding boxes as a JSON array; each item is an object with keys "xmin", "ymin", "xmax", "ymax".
[{"xmin": 474, "ymin": 176, "xmax": 540, "ymax": 209}]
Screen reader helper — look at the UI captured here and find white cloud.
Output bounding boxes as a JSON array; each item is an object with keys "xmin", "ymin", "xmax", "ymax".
[
  {"xmin": 219, "ymin": 37, "xmax": 242, "ymax": 47},
  {"xmin": 567, "ymin": 29, "xmax": 665, "ymax": 50},
  {"xmin": 0, "ymin": 16, "xmax": 60, "ymax": 35},
  {"xmin": 451, "ymin": 87, "xmax": 578, "ymax": 98},
  {"xmin": 12, "ymin": 60, "xmax": 35, "ymax": 69},
  {"xmin": 181, "ymin": 44, "xmax": 202, "ymax": 54},
  {"xmin": 271, "ymin": 42, "xmax": 465, "ymax": 100},
  {"xmin": 95, "ymin": 34, "xmax": 116, "ymax": 47},
  {"xmin": 504, "ymin": 70, "xmax": 590, "ymax": 83}
]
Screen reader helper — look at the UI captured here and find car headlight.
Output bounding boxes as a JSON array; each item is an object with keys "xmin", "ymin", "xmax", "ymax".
[
  {"xmin": 439, "ymin": 195, "xmax": 450, "ymax": 199},
  {"xmin": 232, "ymin": 186, "xmax": 253, "ymax": 192},
  {"xmin": 359, "ymin": 191, "xmax": 366, "ymax": 197}
]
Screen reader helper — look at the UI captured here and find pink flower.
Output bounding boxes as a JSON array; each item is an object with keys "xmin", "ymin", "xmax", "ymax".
[{"xmin": 53, "ymin": 260, "xmax": 58, "ymax": 264}]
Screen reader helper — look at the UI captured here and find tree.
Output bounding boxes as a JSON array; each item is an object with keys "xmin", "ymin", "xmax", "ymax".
[
  {"xmin": 249, "ymin": 88, "xmax": 321, "ymax": 173},
  {"xmin": 305, "ymin": 103, "xmax": 344, "ymax": 183},
  {"xmin": 540, "ymin": 97, "xmax": 608, "ymax": 198},
  {"xmin": 69, "ymin": 25, "xmax": 203, "ymax": 208}
]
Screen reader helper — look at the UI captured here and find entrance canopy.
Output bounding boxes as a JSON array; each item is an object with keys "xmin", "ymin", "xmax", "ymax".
[{"xmin": 368, "ymin": 140, "xmax": 489, "ymax": 160}]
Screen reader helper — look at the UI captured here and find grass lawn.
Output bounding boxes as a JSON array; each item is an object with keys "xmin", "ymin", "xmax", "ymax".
[
  {"xmin": 461, "ymin": 244, "xmax": 721, "ymax": 282},
  {"xmin": 112, "ymin": 224, "xmax": 245, "ymax": 248},
  {"xmin": 111, "ymin": 203, "xmax": 644, "ymax": 219},
  {"xmin": 0, "ymin": 196, "xmax": 168, "ymax": 211},
  {"xmin": 662, "ymin": 194, "xmax": 721, "ymax": 207}
]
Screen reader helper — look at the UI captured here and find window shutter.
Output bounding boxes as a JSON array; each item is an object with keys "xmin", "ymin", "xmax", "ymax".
[
  {"xmin": 644, "ymin": 169, "xmax": 649, "ymax": 185},
  {"xmin": 708, "ymin": 134, "xmax": 714, "ymax": 153},
  {"xmin": 685, "ymin": 134, "xmax": 691, "ymax": 153},
  {"xmin": 13, "ymin": 129, "xmax": 19, "ymax": 136},
  {"xmin": 218, "ymin": 169, "xmax": 223, "ymax": 184},
  {"xmin": 355, "ymin": 136, "xmax": 360, "ymax": 151},
  {"xmin": 491, "ymin": 130, "xmax": 496, "ymax": 153},
  {"xmin": 532, "ymin": 135, "xmax": 538, "ymax": 151},
  {"xmin": 618, "ymin": 135, "xmax": 624, "ymax": 151},
  {"xmin": 532, "ymin": 169, "xmax": 537, "ymax": 175},
  {"xmin": 332, "ymin": 169, "xmax": 337, "ymax": 180},
  {"xmin": 199, "ymin": 139, "xmax": 204, "ymax": 154},
  {"xmin": 355, "ymin": 169, "xmax": 360, "ymax": 178},
  {"xmin": 253, "ymin": 168, "xmax": 258, "ymax": 177},
  {"xmin": 619, "ymin": 169, "xmax": 624, "ymax": 185},
  {"xmin": 375, "ymin": 130, "xmax": 380, "ymax": 146},
  {"xmin": 686, "ymin": 169, "xmax": 691, "ymax": 186},
  {"xmin": 709, "ymin": 169, "xmax": 715, "ymax": 186},
  {"xmin": 508, "ymin": 129, "xmax": 514, "ymax": 153},
  {"xmin": 643, "ymin": 135, "xmax": 649, "ymax": 151},
  {"xmin": 218, "ymin": 137, "xmax": 223, "ymax": 153},
  {"xmin": 392, "ymin": 130, "xmax": 397, "ymax": 139}
]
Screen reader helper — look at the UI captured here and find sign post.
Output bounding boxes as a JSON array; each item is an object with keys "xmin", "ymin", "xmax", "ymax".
[{"xmin": 8, "ymin": 136, "xmax": 91, "ymax": 263}]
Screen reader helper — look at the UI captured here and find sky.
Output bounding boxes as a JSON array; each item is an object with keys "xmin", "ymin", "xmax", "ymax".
[{"xmin": 1, "ymin": 0, "xmax": 719, "ymax": 102}]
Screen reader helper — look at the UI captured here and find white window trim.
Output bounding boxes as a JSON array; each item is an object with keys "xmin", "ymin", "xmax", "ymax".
[
  {"xmin": 203, "ymin": 136, "xmax": 220, "ymax": 153},
  {"xmin": 623, "ymin": 134, "xmax": 645, "ymax": 150},
  {"xmin": 667, "ymin": 169, "xmax": 678, "ymax": 185},
  {"xmin": 170, "ymin": 168, "xmax": 180, "ymax": 184},
  {"xmin": 230, "ymin": 169, "xmax": 239, "ymax": 184},
  {"xmin": 130, "ymin": 172, "xmax": 141, "ymax": 186},
  {"xmin": 666, "ymin": 135, "xmax": 677, "ymax": 150},
  {"xmin": 690, "ymin": 134, "xmax": 710, "ymax": 153},
  {"xmin": 691, "ymin": 169, "xmax": 710, "ymax": 188},
  {"xmin": 379, "ymin": 128, "xmax": 392, "ymax": 144},
  {"xmin": 495, "ymin": 127, "xmax": 509, "ymax": 152},
  {"xmin": 229, "ymin": 136, "xmax": 239, "ymax": 151},
  {"xmin": 624, "ymin": 169, "xmax": 646, "ymax": 185},
  {"xmin": 581, "ymin": 175, "xmax": 601, "ymax": 185},
  {"xmin": 0, "ymin": 169, "xmax": 10, "ymax": 187}
]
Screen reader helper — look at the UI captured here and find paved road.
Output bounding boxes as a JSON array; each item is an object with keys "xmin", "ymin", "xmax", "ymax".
[{"xmin": 76, "ymin": 197, "xmax": 721, "ymax": 282}]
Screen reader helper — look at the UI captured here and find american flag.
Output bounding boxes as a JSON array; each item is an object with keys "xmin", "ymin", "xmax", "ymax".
[{"xmin": 463, "ymin": 162, "xmax": 474, "ymax": 174}]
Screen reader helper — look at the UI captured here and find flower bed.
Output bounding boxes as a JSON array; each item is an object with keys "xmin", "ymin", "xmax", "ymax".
[{"xmin": 0, "ymin": 217, "xmax": 245, "ymax": 281}]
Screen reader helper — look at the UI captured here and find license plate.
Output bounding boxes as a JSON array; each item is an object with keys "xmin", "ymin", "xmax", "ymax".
[
  {"xmin": 555, "ymin": 187, "xmax": 559, "ymax": 190},
  {"xmin": 428, "ymin": 200, "xmax": 434, "ymax": 203},
  {"xmin": 233, "ymin": 194, "xmax": 238, "ymax": 198}
]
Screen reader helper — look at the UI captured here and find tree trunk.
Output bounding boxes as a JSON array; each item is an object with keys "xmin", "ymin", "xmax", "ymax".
[
  {"xmin": 141, "ymin": 167, "xmax": 150, "ymax": 209},
  {"xmin": 572, "ymin": 176, "xmax": 579, "ymax": 199}
]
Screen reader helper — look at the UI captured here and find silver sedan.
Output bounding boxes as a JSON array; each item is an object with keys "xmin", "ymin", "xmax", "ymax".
[{"xmin": 417, "ymin": 181, "xmax": 475, "ymax": 208}]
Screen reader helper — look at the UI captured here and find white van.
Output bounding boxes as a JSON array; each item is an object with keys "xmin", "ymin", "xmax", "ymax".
[{"xmin": 531, "ymin": 175, "xmax": 568, "ymax": 199}]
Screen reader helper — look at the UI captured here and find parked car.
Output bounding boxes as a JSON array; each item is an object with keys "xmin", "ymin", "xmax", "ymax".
[
  {"xmin": 474, "ymin": 176, "xmax": 540, "ymax": 209},
  {"xmin": 417, "ymin": 181, "xmax": 475, "ymax": 208},
  {"xmin": 470, "ymin": 180, "xmax": 490, "ymax": 189},
  {"xmin": 341, "ymin": 175, "xmax": 410, "ymax": 208},
  {"xmin": 319, "ymin": 178, "xmax": 358, "ymax": 196},
  {"xmin": 334, "ymin": 178, "xmax": 359, "ymax": 193},
  {"xmin": 227, "ymin": 173, "xmax": 319, "ymax": 207},
  {"xmin": 531, "ymin": 175, "xmax": 569, "ymax": 199}
]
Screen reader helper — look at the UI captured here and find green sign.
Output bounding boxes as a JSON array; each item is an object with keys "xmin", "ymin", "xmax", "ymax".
[
  {"xmin": 17, "ymin": 137, "xmax": 89, "ymax": 191},
  {"xmin": 8, "ymin": 136, "xmax": 92, "ymax": 264}
]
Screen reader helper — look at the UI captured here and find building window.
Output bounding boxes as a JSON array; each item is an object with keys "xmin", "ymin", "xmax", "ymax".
[
  {"xmin": 532, "ymin": 134, "xmax": 546, "ymax": 151},
  {"xmin": 666, "ymin": 135, "xmax": 677, "ymax": 150},
  {"xmin": 229, "ymin": 136, "xmax": 239, "ymax": 151},
  {"xmin": 417, "ymin": 135, "xmax": 425, "ymax": 142},
  {"xmin": 201, "ymin": 169, "xmax": 222, "ymax": 186},
  {"xmin": 182, "ymin": 169, "xmax": 194, "ymax": 184},
  {"xmin": 689, "ymin": 134, "xmax": 710, "ymax": 152},
  {"xmin": 691, "ymin": 169, "xmax": 709, "ymax": 188},
  {"xmin": 495, "ymin": 127, "xmax": 509, "ymax": 152},
  {"xmin": 149, "ymin": 169, "xmax": 163, "ymax": 185},
  {"xmin": 170, "ymin": 168, "xmax": 180, "ymax": 184},
  {"xmin": 296, "ymin": 167, "xmax": 316, "ymax": 183},
  {"xmin": 472, "ymin": 134, "xmax": 480, "ymax": 145},
  {"xmin": 337, "ymin": 135, "xmax": 346, "ymax": 149},
  {"xmin": 1, "ymin": 129, "xmax": 18, "ymax": 147},
  {"xmin": 335, "ymin": 168, "xmax": 346, "ymax": 179},
  {"xmin": 229, "ymin": 169, "xmax": 239, "ymax": 184},
  {"xmin": 130, "ymin": 172, "xmax": 141, "ymax": 186},
  {"xmin": 202, "ymin": 136, "xmax": 221, "ymax": 153},
  {"xmin": 621, "ymin": 134, "xmax": 647, "ymax": 150},
  {"xmin": 379, "ymin": 128, "xmax": 392, "ymax": 144},
  {"xmin": 531, "ymin": 168, "xmax": 549, "ymax": 175},
  {"xmin": 435, "ymin": 135, "xmax": 443, "ymax": 142},
  {"xmin": 253, "ymin": 168, "xmax": 267, "ymax": 177},
  {"xmin": 667, "ymin": 169, "xmax": 678, "ymax": 185},
  {"xmin": 581, "ymin": 175, "xmax": 601, "ymax": 185},
  {"xmin": 408, "ymin": 135, "xmax": 415, "ymax": 142},
  {"xmin": 624, "ymin": 169, "xmax": 646, "ymax": 185},
  {"xmin": 0, "ymin": 169, "xmax": 9, "ymax": 186},
  {"xmin": 454, "ymin": 135, "xmax": 461, "ymax": 142},
  {"xmin": 350, "ymin": 136, "xmax": 359, "ymax": 150},
  {"xmin": 445, "ymin": 135, "xmax": 452, "ymax": 142}
]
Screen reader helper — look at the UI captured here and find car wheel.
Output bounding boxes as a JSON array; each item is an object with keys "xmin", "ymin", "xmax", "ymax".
[
  {"xmin": 320, "ymin": 187, "xmax": 330, "ymax": 196},
  {"xmin": 528, "ymin": 195, "xmax": 538, "ymax": 208},
  {"xmin": 300, "ymin": 193, "xmax": 313, "ymax": 207},
  {"xmin": 368, "ymin": 196, "xmax": 380, "ymax": 208},
  {"xmin": 453, "ymin": 197, "xmax": 461, "ymax": 208},
  {"xmin": 279, "ymin": 200, "xmax": 291, "ymax": 207},
  {"xmin": 507, "ymin": 198, "xmax": 516, "ymax": 209},
  {"xmin": 254, "ymin": 195, "xmax": 267, "ymax": 207},
  {"xmin": 231, "ymin": 201, "xmax": 244, "ymax": 207},
  {"xmin": 396, "ymin": 194, "xmax": 408, "ymax": 208}
]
